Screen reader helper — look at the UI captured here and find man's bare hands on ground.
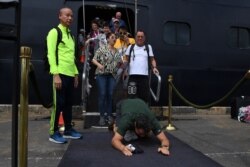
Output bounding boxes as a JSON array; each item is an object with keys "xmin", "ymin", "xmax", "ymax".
[
  {"xmin": 158, "ymin": 147, "xmax": 170, "ymax": 156},
  {"xmin": 121, "ymin": 145, "xmax": 133, "ymax": 156}
]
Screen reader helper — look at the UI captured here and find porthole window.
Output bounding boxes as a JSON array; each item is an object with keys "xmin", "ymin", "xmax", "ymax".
[
  {"xmin": 228, "ymin": 26, "xmax": 250, "ymax": 49},
  {"xmin": 163, "ymin": 21, "xmax": 191, "ymax": 45}
]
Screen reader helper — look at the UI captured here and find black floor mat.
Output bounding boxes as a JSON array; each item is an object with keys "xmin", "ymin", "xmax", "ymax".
[{"xmin": 58, "ymin": 132, "xmax": 223, "ymax": 167}]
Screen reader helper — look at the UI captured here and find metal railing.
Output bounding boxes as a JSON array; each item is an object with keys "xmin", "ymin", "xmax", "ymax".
[
  {"xmin": 81, "ymin": 42, "xmax": 91, "ymax": 112},
  {"xmin": 149, "ymin": 72, "xmax": 161, "ymax": 102}
]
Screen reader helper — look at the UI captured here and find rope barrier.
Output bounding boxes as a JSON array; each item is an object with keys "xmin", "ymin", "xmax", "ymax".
[
  {"xmin": 169, "ymin": 71, "xmax": 249, "ymax": 109},
  {"xmin": 29, "ymin": 63, "xmax": 53, "ymax": 108},
  {"xmin": 166, "ymin": 71, "xmax": 250, "ymax": 131}
]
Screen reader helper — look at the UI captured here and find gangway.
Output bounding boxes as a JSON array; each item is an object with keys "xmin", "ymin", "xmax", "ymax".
[{"xmin": 81, "ymin": 50, "xmax": 162, "ymax": 128}]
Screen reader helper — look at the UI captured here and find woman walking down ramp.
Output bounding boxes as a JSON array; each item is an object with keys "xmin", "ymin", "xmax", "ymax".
[{"xmin": 92, "ymin": 32, "xmax": 122, "ymax": 126}]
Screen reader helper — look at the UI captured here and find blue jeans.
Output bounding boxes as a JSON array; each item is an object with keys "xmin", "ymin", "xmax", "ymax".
[{"xmin": 96, "ymin": 74, "xmax": 116, "ymax": 117}]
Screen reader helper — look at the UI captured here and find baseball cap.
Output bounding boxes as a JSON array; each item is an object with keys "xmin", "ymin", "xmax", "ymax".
[{"xmin": 113, "ymin": 18, "xmax": 119, "ymax": 23}]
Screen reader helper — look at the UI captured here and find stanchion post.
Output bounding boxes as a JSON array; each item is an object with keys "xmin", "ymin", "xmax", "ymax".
[
  {"xmin": 18, "ymin": 46, "xmax": 32, "ymax": 167},
  {"xmin": 244, "ymin": 70, "xmax": 250, "ymax": 79},
  {"xmin": 166, "ymin": 75, "xmax": 176, "ymax": 131}
]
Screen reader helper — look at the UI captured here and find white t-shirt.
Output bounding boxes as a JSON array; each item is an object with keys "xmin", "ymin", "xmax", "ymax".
[{"xmin": 125, "ymin": 44, "xmax": 154, "ymax": 75}]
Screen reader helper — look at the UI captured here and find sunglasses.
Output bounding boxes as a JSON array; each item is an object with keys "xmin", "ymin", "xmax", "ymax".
[
  {"xmin": 110, "ymin": 36, "xmax": 116, "ymax": 39},
  {"xmin": 119, "ymin": 32, "xmax": 127, "ymax": 35}
]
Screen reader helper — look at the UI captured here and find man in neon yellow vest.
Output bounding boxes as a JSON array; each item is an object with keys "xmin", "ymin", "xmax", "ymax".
[{"xmin": 47, "ymin": 7, "xmax": 82, "ymax": 144}]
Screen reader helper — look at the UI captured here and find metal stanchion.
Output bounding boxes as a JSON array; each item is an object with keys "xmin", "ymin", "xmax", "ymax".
[
  {"xmin": 18, "ymin": 46, "xmax": 32, "ymax": 167},
  {"xmin": 245, "ymin": 70, "xmax": 250, "ymax": 79},
  {"xmin": 166, "ymin": 75, "xmax": 176, "ymax": 131}
]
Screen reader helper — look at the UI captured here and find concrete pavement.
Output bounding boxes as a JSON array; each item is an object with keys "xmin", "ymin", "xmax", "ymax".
[
  {"xmin": 166, "ymin": 114, "xmax": 250, "ymax": 167},
  {"xmin": 0, "ymin": 107, "xmax": 249, "ymax": 167}
]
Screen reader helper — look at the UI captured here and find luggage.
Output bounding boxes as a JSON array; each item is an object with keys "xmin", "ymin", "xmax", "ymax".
[
  {"xmin": 238, "ymin": 106, "xmax": 250, "ymax": 123},
  {"xmin": 230, "ymin": 96, "xmax": 250, "ymax": 119}
]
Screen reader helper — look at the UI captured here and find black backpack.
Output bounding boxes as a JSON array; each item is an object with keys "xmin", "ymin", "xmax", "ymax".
[
  {"xmin": 128, "ymin": 44, "xmax": 150, "ymax": 66},
  {"xmin": 44, "ymin": 27, "xmax": 62, "ymax": 72}
]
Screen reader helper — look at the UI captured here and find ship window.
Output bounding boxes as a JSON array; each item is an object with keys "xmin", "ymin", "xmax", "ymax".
[
  {"xmin": 228, "ymin": 27, "xmax": 250, "ymax": 49},
  {"xmin": 163, "ymin": 21, "xmax": 191, "ymax": 45}
]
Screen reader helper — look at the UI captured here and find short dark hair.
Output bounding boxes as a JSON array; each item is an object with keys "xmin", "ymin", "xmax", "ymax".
[
  {"xmin": 119, "ymin": 25, "xmax": 128, "ymax": 32},
  {"xmin": 136, "ymin": 29, "xmax": 146, "ymax": 37},
  {"xmin": 106, "ymin": 32, "xmax": 115, "ymax": 40},
  {"xmin": 135, "ymin": 114, "xmax": 151, "ymax": 133},
  {"xmin": 91, "ymin": 19, "xmax": 99, "ymax": 26},
  {"xmin": 102, "ymin": 21, "xmax": 109, "ymax": 28}
]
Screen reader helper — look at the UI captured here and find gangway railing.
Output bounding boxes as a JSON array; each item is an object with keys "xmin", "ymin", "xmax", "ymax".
[
  {"xmin": 81, "ymin": 42, "xmax": 91, "ymax": 112},
  {"xmin": 149, "ymin": 72, "xmax": 161, "ymax": 102}
]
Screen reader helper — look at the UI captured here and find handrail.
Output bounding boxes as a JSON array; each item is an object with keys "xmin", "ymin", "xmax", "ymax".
[
  {"xmin": 81, "ymin": 43, "xmax": 89, "ymax": 89},
  {"xmin": 81, "ymin": 43, "xmax": 90, "ymax": 111},
  {"xmin": 150, "ymin": 72, "xmax": 161, "ymax": 102}
]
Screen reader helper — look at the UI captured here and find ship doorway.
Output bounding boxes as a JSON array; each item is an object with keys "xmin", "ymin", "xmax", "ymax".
[
  {"xmin": 77, "ymin": 4, "xmax": 134, "ymax": 124},
  {"xmin": 77, "ymin": 5, "xmax": 135, "ymax": 35}
]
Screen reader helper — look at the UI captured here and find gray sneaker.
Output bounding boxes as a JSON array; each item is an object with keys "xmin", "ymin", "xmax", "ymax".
[
  {"xmin": 99, "ymin": 116, "xmax": 105, "ymax": 126},
  {"xmin": 124, "ymin": 130, "xmax": 138, "ymax": 142}
]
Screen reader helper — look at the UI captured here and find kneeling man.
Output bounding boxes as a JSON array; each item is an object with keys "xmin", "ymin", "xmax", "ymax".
[{"xmin": 111, "ymin": 98, "xmax": 170, "ymax": 156}]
